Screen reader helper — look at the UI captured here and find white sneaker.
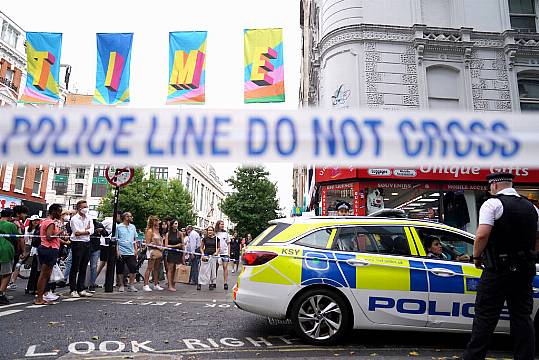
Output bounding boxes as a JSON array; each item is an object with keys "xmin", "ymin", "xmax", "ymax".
[
  {"xmin": 231, "ymin": 269, "xmax": 235, "ymax": 274},
  {"xmin": 153, "ymin": 284, "xmax": 164, "ymax": 291},
  {"xmin": 79, "ymin": 290, "xmax": 93, "ymax": 297},
  {"xmin": 142, "ymin": 285, "xmax": 152, "ymax": 292},
  {"xmin": 118, "ymin": 286, "xmax": 125, "ymax": 292},
  {"xmin": 7, "ymin": 283, "xmax": 17, "ymax": 291},
  {"xmin": 43, "ymin": 292, "xmax": 59, "ymax": 302},
  {"xmin": 127, "ymin": 285, "xmax": 138, "ymax": 292},
  {"xmin": 70, "ymin": 291, "xmax": 80, "ymax": 298}
]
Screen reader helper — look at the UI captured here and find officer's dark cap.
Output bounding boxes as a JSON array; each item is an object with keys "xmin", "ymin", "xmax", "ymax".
[{"xmin": 486, "ymin": 172, "xmax": 514, "ymax": 184}]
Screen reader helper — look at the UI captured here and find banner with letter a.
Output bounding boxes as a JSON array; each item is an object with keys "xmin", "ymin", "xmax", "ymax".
[
  {"xmin": 167, "ymin": 31, "xmax": 207, "ymax": 105},
  {"xmin": 93, "ymin": 33, "xmax": 133, "ymax": 105},
  {"xmin": 20, "ymin": 32, "xmax": 62, "ymax": 105},
  {"xmin": 244, "ymin": 28, "xmax": 284, "ymax": 104}
]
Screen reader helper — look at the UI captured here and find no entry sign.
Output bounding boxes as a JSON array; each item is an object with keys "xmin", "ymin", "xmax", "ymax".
[{"xmin": 105, "ymin": 166, "xmax": 134, "ymax": 187}]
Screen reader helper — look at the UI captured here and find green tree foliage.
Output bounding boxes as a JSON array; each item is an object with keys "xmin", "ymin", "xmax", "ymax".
[
  {"xmin": 98, "ymin": 168, "xmax": 195, "ymax": 230},
  {"xmin": 220, "ymin": 166, "xmax": 280, "ymax": 238}
]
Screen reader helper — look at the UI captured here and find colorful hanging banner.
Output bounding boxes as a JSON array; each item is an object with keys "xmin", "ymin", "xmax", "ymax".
[
  {"xmin": 20, "ymin": 32, "xmax": 62, "ymax": 105},
  {"xmin": 244, "ymin": 28, "xmax": 285, "ymax": 104},
  {"xmin": 167, "ymin": 31, "xmax": 207, "ymax": 105},
  {"xmin": 93, "ymin": 33, "xmax": 133, "ymax": 105}
]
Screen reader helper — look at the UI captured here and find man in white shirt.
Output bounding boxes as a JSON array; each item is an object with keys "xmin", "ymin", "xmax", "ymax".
[
  {"xmin": 186, "ymin": 226, "xmax": 201, "ymax": 285},
  {"xmin": 68, "ymin": 200, "xmax": 94, "ymax": 297},
  {"xmin": 464, "ymin": 172, "xmax": 539, "ymax": 359}
]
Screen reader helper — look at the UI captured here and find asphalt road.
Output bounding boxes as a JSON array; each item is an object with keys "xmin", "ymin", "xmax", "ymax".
[{"xmin": 0, "ymin": 271, "xmax": 516, "ymax": 360}]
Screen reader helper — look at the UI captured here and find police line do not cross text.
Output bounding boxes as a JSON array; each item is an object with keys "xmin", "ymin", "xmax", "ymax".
[{"xmin": 0, "ymin": 108, "xmax": 537, "ymax": 167}]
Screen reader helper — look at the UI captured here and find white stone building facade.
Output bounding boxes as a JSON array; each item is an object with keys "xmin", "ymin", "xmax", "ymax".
[
  {"xmin": 302, "ymin": 0, "xmax": 539, "ymax": 112},
  {"xmin": 0, "ymin": 10, "xmax": 25, "ymax": 107},
  {"xmin": 294, "ymin": 0, "xmax": 539, "ymax": 212}
]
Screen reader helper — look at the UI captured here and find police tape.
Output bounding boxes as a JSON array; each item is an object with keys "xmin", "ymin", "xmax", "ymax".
[{"xmin": 1, "ymin": 107, "xmax": 539, "ymax": 166}]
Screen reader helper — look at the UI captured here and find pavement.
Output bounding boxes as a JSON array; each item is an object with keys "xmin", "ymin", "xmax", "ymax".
[{"xmin": 0, "ymin": 265, "xmax": 517, "ymax": 360}]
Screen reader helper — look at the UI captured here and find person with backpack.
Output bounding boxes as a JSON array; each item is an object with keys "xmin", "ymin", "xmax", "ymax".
[{"xmin": 0, "ymin": 208, "xmax": 19, "ymax": 305}]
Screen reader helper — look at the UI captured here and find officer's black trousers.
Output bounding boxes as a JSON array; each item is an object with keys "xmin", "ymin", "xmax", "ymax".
[{"xmin": 463, "ymin": 267, "xmax": 535, "ymax": 360}]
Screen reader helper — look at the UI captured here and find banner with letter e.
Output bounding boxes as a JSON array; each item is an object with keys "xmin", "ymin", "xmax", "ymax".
[
  {"xmin": 20, "ymin": 32, "xmax": 62, "ymax": 105},
  {"xmin": 93, "ymin": 33, "xmax": 133, "ymax": 105},
  {"xmin": 167, "ymin": 31, "xmax": 207, "ymax": 105},
  {"xmin": 244, "ymin": 28, "xmax": 285, "ymax": 104}
]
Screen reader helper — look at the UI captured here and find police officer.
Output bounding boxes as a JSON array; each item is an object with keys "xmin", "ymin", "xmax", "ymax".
[
  {"xmin": 464, "ymin": 172, "xmax": 539, "ymax": 360},
  {"xmin": 336, "ymin": 201, "xmax": 351, "ymax": 216}
]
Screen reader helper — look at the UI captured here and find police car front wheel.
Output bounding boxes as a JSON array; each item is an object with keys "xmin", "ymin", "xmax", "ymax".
[{"xmin": 290, "ymin": 288, "xmax": 351, "ymax": 345}]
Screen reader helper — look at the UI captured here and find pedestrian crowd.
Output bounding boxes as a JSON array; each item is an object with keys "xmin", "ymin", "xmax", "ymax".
[{"xmin": 0, "ymin": 200, "xmax": 250, "ymax": 305}]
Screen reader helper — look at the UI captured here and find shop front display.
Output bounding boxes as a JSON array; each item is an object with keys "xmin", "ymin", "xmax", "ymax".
[{"xmin": 315, "ymin": 167, "xmax": 539, "ymax": 234}]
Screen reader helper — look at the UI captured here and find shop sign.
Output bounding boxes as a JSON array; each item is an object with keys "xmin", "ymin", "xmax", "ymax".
[
  {"xmin": 357, "ymin": 166, "xmax": 539, "ymax": 183},
  {"xmin": 0, "ymin": 195, "xmax": 21, "ymax": 210},
  {"xmin": 316, "ymin": 167, "xmax": 356, "ymax": 183}
]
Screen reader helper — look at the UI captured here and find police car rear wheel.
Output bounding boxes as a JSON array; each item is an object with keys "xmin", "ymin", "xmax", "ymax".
[{"xmin": 291, "ymin": 288, "xmax": 350, "ymax": 345}]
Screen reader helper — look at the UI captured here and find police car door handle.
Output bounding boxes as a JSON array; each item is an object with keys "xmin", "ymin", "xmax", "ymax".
[
  {"xmin": 346, "ymin": 259, "xmax": 370, "ymax": 267},
  {"xmin": 429, "ymin": 268, "xmax": 457, "ymax": 277}
]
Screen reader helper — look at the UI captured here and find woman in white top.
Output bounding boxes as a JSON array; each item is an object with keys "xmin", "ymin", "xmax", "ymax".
[{"xmin": 215, "ymin": 220, "xmax": 231, "ymax": 291}]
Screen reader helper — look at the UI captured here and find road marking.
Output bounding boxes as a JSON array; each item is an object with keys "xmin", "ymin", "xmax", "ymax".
[
  {"xmin": 0, "ymin": 309, "xmax": 23, "ymax": 317},
  {"xmin": 63, "ymin": 297, "xmax": 82, "ymax": 302},
  {"xmin": 26, "ymin": 305, "xmax": 47, "ymax": 309},
  {"xmin": 0, "ymin": 302, "xmax": 27, "ymax": 309}
]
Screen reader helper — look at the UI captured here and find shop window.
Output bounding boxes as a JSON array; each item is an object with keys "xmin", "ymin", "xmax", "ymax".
[
  {"xmin": 150, "ymin": 167, "xmax": 168, "ymax": 180},
  {"xmin": 14, "ymin": 165, "xmax": 26, "ymax": 192},
  {"xmin": 32, "ymin": 170, "xmax": 43, "ymax": 195},
  {"xmin": 427, "ymin": 66, "xmax": 461, "ymax": 109},
  {"xmin": 414, "ymin": 227, "xmax": 473, "ymax": 262},
  {"xmin": 333, "ymin": 226, "xmax": 410, "ymax": 256},
  {"xmin": 509, "ymin": 0, "xmax": 537, "ymax": 33},
  {"xmin": 296, "ymin": 228, "xmax": 334, "ymax": 249},
  {"xmin": 518, "ymin": 72, "xmax": 539, "ymax": 111}
]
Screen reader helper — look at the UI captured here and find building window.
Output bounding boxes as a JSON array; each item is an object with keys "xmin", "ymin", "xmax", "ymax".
[
  {"xmin": 509, "ymin": 0, "xmax": 537, "ymax": 32},
  {"xmin": 177, "ymin": 169, "xmax": 183, "ymax": 183},
  {"xmin": 1, "ymin": 21, "xmax": 20, "ymax": 48},
  {"xmin": 91, "ymin": 165, "xmax": 109, "ymax": 197},
  {"xmin": 52, "ymin": 180, "xmax": 67, "ymax": 195},
  {"xmin": 32, "ymin": 170, "xmax": 43, "ymax": 195},
  {"xmin": 93, "ymin": 165, "xmax": 106, "ymax": 178},
  {"xmin": 75, "ymin": 183, "xmax": 84, "ymax": 195},
  {"xmin": 76, "ymin": 167, "xmax": 86, "ymax": 179},
  {"xmin": 518, "ymin": 72, "xmax": 539, "ymax": 111},
  {"xmin": 150, "ymin": 167, "xmax": 168, "ymax": 180},
  {"xmin": 426, "ymin": 66, "xmax": 461, "ymax": 109},
  {"xmin": 186, "ymin": 172, "xmax": 191, "ymax": 191},
  {"xmin": 14, "ymin": 165, "xmax": 26, "ymax": 192}
]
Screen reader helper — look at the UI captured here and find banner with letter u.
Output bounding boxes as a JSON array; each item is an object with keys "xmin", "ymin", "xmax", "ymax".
[
  {"xmin": 167, "ymin": 31, "xmax": 207, "ymax": 105},
  {"xmin": 93, "ymin": 33, "xmax": 133, "ymax": 105},
  {"xmin": 20, "ymin": 32, "xmax": 62, "ymax": 105},
  {"xmin": 244, "ymin": 28, "xmax": 285, "ymax": 104}
]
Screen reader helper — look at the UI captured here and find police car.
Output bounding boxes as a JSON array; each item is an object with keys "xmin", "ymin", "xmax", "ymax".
[{"xmin": 233, "ymin": 211, "xmax": 539, "ymax": 345}]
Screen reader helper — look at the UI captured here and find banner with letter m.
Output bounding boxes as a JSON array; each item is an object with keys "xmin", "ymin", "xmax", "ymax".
[
  {"xmin": 167, "ymin": 31, "xmax": 207, "ymax": 105},
  {"xmin": 20, "ymin": 32, "xmax": 62, "ymax": 105},
  {"xmin": 244, "ymin": 28, "xmax": 285, "ymax": 103},
  {"xmin": 93, "ymin": 33, "xmax": 133, "ymax": 105}
]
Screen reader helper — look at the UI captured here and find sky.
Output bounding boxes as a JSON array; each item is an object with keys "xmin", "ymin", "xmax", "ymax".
[{"xmin": 2, "ymin": 1, "xmax": 300, "ymax": 215}]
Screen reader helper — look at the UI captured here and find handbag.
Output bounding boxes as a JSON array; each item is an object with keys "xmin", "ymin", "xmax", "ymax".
[
  {"xmin": 150, "ymin": 248, "xmax": 163, "ymax": 259},
  {"xmin": 50, "ymin": 264, "xmax": 63, "ymax": 282}
]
